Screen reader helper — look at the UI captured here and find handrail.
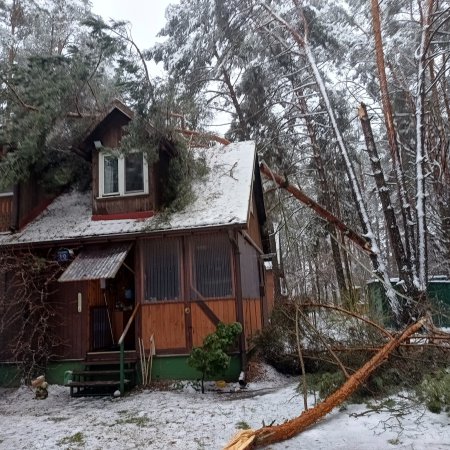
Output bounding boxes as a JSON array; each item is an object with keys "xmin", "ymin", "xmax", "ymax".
[{"xmin": 119, "ymin": 302, "xmax": 140, "ymax": 394}]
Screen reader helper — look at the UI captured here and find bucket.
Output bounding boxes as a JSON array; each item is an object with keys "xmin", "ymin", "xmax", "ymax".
[{"xmin": 64, "ymin": 370, "xmax": 73, "ymax": 385}]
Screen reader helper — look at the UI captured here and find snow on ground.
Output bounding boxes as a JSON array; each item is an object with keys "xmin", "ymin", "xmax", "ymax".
[{"xmin": 0, "ymin": 370, "xmax": 448, "ymax": 450}]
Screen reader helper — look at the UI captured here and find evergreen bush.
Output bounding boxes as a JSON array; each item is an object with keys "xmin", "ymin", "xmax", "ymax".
[{"xmin": 188, "ymin": 322, "xmax": 242, "ymax": 393}]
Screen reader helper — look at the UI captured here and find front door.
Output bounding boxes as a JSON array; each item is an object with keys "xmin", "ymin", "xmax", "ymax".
[
  {"xmin": 88, "ymin": 264, "xmax": 136, "ymax": 352},
  {"xmin": 90, "ymin": 306, "xmax": 113, "ymax": 351}
]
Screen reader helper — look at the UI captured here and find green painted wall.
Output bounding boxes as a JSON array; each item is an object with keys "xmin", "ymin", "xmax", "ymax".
[
  {"xmin": 46, "ymin": 361, "xmax": 84, "ymax": 385},
  {"xmin": 0, "ymin": 356, "xmax": 242, "ymax": 387},
  {"xmin": 367, "ymin": 279, "xmax": 450, "ymax": 327},
  {"xmin": 146, "ymin": 355, "xmax": 241, "ymax": 382},
  {"xmin": 0, "ymin": 363, "xmax": 20, "ymax": 387}
]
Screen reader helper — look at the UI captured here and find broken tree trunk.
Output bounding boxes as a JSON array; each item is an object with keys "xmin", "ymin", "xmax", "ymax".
[
  {"xmin": 259, "ymin": 162, "xmax": 374, "ymax": 256},
  {"xmin": 223, "ymin": 318, "xmax": 425, "ymax": 450}
]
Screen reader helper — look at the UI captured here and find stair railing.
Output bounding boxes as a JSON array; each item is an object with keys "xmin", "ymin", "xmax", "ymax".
[{"xmin": 118, "ymin": 302, "xmax": 140, "ymax": 394}]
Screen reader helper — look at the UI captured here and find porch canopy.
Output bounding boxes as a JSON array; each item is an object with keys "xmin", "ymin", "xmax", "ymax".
[{"xmin": 58, "ymin": 242, "xmax": 132, "ymax": 282}]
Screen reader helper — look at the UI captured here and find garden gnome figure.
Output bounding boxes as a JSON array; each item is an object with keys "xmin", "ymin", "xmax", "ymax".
[{"xmin": 31, "ymin": 375, "xmax": 48, "ymax": 399}]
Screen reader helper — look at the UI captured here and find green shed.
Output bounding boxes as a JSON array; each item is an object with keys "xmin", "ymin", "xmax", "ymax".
[{"xmin": 366, "ymin": 277, "xmax": 450, "ymax": 328}]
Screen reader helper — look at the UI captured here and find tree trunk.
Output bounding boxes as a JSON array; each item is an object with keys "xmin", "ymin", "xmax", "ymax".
[
  {"xmin": 358, "ymin": 103, "xmax": 417, "ymax": 324},
  {"xmin": 370, "ymin": 0, "xmax": 417, "ymax": 273},
  {"xmin": 223, "ymin": 318, "xmax": 426, "ymax": 450}
]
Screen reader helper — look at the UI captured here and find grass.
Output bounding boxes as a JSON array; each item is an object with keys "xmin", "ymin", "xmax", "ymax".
[
  {"xmin": 47, "ymin": 416, "xmax": 69, "ymax": 423},
  {"xmin": 114, "ymin": 413, "xmax": 150, "ymax": 427},
  {"xmin": 57, "ymin": 432, "xmax": 85, "ymax": 447},
  {"xmin": 235, "ymin": 420, "xmax": 251, "ymax": 430}
]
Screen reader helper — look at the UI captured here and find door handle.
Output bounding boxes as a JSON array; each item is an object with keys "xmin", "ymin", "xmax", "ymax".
[{"xmin": 184, "ymin": 307, "xmax": 191, "ymax": 314}]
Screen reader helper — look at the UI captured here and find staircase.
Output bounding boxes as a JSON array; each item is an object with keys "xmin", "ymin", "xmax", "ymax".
[{"xmin": 65, "ymin": 350, "xmax": 137, "ymax": 397}]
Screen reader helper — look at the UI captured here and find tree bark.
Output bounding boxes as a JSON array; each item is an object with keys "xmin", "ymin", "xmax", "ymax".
[{"xmin": 223, "ymin": 318, "xmax": 426, "ymax": 450}]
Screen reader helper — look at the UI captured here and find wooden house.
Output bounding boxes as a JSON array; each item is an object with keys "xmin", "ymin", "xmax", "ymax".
[{"xmin": 0, "ymin": 102, "xmax": 274, "ymax": 392}]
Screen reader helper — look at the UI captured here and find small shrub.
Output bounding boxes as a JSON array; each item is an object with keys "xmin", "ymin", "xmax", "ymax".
[
  {"xmin": 188, "ymin": 322, "xmax": 242, "ymax": 393},
  {"xmin": 418, "ymin": 369, "xmax": 450, "ymax": 414}
]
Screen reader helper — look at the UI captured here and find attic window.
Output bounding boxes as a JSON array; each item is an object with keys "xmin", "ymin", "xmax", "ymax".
[{"xmin": 99, "ymin": 151, "xmax": 148, "ymax": 197}]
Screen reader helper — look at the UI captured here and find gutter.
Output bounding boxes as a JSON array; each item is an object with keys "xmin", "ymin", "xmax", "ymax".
[{"xmin": 0, "ymin": 222, "xmax": 248, "ymax": 251}]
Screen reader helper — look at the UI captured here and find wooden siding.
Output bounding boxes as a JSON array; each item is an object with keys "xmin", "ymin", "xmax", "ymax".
[
  {"xmin": 18, "ymin": 176, "xmax": 53, "ymax": 229},
  {"xmin": 191, "ymin": 299, "xmax": 237, "ymax": 347},
  {"xmin": 93, "ymin": 192, "xmax": 154, "ymax": 215},
  {"xmin": 141, "ymin": 302, "xmax": 187, "ymax": 352},
  {"xmin": 243, "ymin": 298, "xmax": 262, "ymax": 345},
  {"xmin": 247, "ymin": 195, "xmax": 263, "ymax": 250},
  {"xmin": 0, "ymin": 271, "xmax": 19, "ymax": 361},
  {"xmin": 0, "ymin": 195, "xmax": 12, "ymax": 232}
]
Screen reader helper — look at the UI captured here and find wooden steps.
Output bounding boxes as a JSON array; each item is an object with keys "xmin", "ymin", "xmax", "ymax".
[{"xmin": 65, "ymin": 350, "xmax": 137, "ymax": 397}]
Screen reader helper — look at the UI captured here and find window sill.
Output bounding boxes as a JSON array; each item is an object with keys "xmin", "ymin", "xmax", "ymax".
[
  {"xmin": 96, "ymin": 192, "xmax": 149, "ymax": 200},
  {"xmin": 92, "ymin": 210, "xmax": 154, "ymax": 221}
]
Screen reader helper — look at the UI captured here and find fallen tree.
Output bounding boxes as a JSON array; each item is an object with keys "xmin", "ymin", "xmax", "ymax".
[{"xmin": 224, "ymin": 318, "xmax": 426, "ymax": 450}]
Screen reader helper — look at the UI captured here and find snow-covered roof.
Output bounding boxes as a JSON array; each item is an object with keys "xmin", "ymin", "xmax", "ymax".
[{"xmin": 0, "ymin": 141, "xmax": 257, "ymax": 246}]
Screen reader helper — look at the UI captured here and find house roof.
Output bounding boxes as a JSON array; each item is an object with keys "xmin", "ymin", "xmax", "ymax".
[{"xmin": 0, "ymin": 141, "xmax": 257, "ymax": 246}]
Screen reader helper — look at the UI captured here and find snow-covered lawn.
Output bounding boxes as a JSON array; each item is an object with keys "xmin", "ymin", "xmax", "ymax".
[{"xmin": 0, "ymin": 368, "xmax": 448, "ymax": 449}]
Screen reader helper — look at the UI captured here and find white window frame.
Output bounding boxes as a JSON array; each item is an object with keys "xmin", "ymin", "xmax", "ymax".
[
  {"xmin": 0, "ymin": 184, "xmax": 14, "ymax": 197},
  {"xmin": 99, "ymin": 150, "xmax": 149, "ymax": 198}
]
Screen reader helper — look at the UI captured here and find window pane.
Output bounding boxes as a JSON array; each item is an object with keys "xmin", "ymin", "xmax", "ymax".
[
  {"xmin": 144, "ymin": 238, "xmax": 180, "ymax": 301},
  {"xmin": 192, "ymin": 234, "xmax": 232, "ymax": 298},
  {"xmin": 239, "ymin": 235, "xmax": 261, "ymax": 298},
  {"xmin": 125, "ymin": 153, "xmax": 144, "ymax": 193},
  {"xmin": 103, "ymin": 155, "xmax": 119, "ymax": 195}
]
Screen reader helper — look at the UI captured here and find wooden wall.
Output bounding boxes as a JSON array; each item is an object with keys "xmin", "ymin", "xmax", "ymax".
[
  {"xmin": 18, "ymin": 176, "xmax": 53, "ymax": 229},
  {"xmin": 140, "ymin": 302, "xmax": 187, "ymax": 352},
  {"xmin": 0, "ymin": 196, "xmax": 12, "ymax": 232},
  {"xmin": 191, "ymin": 299, "xmax": 236, "ymax": 347},
  {"xmin": 93, "ymin": 193, "xmax": 153, "ymax": 216},
  {"xmin": 137, "ymin": 230, "xmax": 268, "ymax": 355},
  {"xmin": 0, "ymin": 271, "xmax": 18, "ymax": 361},
  {"xmin": 247, "ymin": 195, "xmax": 263, "ymax": 250},
  {"xmin": 243, "ymin": 298, "xmax": 262, "ymax": 345}
]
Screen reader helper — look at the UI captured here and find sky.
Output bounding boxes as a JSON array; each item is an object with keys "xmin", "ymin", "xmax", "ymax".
[{"xmin": 90, "ymin": 0, "xmax": 178, "ymax": 74}]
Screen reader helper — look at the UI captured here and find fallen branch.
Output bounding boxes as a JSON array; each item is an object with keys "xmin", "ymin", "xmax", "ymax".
[
  {"xmin": 175, "ymin": 128, "xmax": 231, "ymax": 146},
  {"xmin": 259, "ymin": 162, "xmax": 375, "ymax": 256},
  {"xmin": 223, "ymin": 318, "xmax": 426, "ymax": 450}
]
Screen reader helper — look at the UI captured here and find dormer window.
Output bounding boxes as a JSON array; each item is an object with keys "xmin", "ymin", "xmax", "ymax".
[{"xmin": 99, "ymin": 151, "xmax": 148, "ymax": 197}]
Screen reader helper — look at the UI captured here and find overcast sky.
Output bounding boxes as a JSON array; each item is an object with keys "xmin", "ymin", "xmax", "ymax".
[{"xmin": 90, "ymin": 1, "xmax": 177, "ymax": 52}]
